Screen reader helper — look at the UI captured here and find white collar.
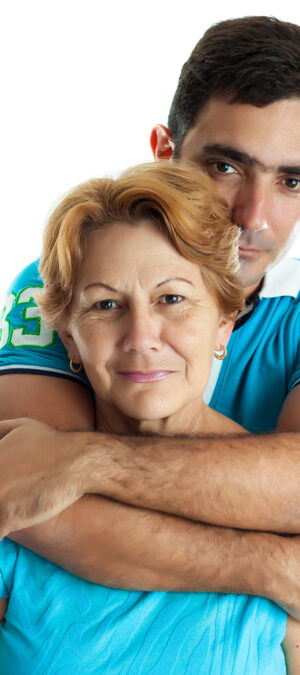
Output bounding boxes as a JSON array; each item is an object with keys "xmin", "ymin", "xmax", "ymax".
[{"xmin": 260, "ymin": 258, "xmax": 299, "ymax": 299}]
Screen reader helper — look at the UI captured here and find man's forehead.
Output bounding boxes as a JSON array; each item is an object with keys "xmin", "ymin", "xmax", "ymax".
[{"xmin": 179, "ymin": 97, "xmax": 300, "ymax": 170}]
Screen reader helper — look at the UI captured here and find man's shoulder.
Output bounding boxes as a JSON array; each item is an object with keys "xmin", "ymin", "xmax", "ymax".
[
  {"xmin": 0, "ymin": 258, "xmax": 90, "ymax": 386},
  {"xmin": 6, "ymin": 258, "xmax": 42, "ymax": 296}
]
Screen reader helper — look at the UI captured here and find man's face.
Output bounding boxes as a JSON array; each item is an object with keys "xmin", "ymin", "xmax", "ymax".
[{"xmin": 178, "ymin": 98, "xmax": 300, "ymax": 294}]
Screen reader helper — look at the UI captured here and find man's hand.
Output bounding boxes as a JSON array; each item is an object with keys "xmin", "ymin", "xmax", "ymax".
[{"xmin": 0, "ymin": 418, "xmax": 85, "ymax": 536}]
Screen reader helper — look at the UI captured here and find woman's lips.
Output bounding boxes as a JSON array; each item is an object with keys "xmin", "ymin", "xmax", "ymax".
[{"xmin": 117, "ymin": 370, "xmax": 175, "ymax": 383}]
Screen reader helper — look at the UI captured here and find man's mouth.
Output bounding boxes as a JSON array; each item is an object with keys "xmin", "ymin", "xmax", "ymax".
[{"xmin": 238, "ymin": 246, "xmax": 261, "ymax": 259}]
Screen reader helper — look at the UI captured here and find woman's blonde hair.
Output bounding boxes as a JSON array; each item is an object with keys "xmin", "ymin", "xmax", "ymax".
[{"xmin": 38, "ymin": 161, "xmax": 244, "ymax": 328}]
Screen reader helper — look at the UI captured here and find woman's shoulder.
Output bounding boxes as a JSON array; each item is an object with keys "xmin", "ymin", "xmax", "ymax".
[{"xmin": 205, "ymin": 407, "xmax": 248, "ymax": 434}]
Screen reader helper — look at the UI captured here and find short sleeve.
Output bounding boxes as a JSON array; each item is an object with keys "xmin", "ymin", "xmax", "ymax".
[
  {"xmin": 0, "ymin": 259, "xmax": 90, "ymax": 389},
  {"xmin": 288, "ymin": 293, "xmax": 300, "ymax": 393},
  {"xmin": 0, "ymin": 539, "xmax": 19, "ymax": 599}
]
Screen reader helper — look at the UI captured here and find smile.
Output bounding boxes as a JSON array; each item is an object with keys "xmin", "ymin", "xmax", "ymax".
[{"xmin": 117, "ymin": 370, "xmax": 175, "ymax": 383}]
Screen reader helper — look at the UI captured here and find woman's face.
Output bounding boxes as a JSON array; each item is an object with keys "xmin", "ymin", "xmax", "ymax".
[{"xmin": 64, "ymin": 220, "xmax": 234, "ymax": 429}]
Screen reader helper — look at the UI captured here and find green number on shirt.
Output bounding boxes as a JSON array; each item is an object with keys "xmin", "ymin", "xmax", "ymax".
[
  {"xmin": 0, "ymin": 293, "xmax": 16, "ymax": 349},
  {"xmin": 0, "ymin": 287, "xmax": 55, "ymax": 349}
]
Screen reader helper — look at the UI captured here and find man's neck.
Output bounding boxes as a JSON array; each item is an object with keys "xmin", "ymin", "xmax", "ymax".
[{"xmin": 243, "ymin": 278, "xmax": 264, "ymax": 302}]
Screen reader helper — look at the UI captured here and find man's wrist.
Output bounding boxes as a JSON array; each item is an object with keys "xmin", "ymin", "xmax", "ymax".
[
  {"xmin": 236, "ymin": 530, "xmax": 299, "ymax": 617},
  {"xmin": 78, "ymin": 431, "xmax": 131, "ymax": 494}
]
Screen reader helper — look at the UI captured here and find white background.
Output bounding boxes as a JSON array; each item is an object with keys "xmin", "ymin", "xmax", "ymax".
[{"xmin": 1, "ymin": 0, "xmax": 300, "ymax": 303}]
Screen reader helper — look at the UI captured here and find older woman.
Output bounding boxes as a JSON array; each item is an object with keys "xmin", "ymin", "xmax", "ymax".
[{"xmin": 0, "ymin": 162, "xmax": 295, "ymax": 673}]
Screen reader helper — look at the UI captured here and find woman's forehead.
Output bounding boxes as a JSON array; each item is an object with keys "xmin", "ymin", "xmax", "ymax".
[{"xmin": 77, "ymin": 220, "xmax": 204, "ymax": 292}]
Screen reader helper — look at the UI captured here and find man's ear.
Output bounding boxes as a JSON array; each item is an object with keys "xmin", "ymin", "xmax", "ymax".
[
  {"xmin": 59, "ymin": 329, "xmax": 82, "ymax": 365},
  {"xmin": 215, "ymin": 313, "xmax": 237, "ymax": 351},
  {"xmin": 150, "ymin": 124, "xmax": 175, "ymax": 160}
]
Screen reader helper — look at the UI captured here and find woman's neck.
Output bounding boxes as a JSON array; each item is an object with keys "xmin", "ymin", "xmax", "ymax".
[{"xmin": 95, "ymin": 397, "xmax": 218, "ymax": 437}]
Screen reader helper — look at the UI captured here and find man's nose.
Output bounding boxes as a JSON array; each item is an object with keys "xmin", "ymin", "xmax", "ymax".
[
  {"xmin": 122, "ymin": 308, "xmax": 162, "ymax": 353},
  {"xmin": 231, "ymin": 177, "xmax": 270, "ymax": 232}
]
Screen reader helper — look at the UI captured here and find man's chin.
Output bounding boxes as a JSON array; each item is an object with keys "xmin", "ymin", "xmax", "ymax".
[{"xmin": 237, "ymin": 259, "xmax": 268, "ymax": 294}]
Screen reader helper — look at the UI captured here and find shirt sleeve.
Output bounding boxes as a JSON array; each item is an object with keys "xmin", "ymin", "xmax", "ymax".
[
  {"xmin": 288, "ymin": 293, "xmax": 300, "ymax": 392},
  {"xmin": 0, "ymin": 259, "xmax": 91, "ymax": 389},
  {"xmin": 0, "ymin": 539, "xmax": 19, "ymax": 599}
]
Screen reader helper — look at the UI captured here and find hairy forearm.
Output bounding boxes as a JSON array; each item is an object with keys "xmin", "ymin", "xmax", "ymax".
[
  {"xmin": 1, "ymin": 420, "xmax": 299, "ymax": 537},
  {"xmin": 77, "ymin": 430, "xmax": 300, "ymax": 533},
  {"xmin": 10, "ymin": 494, "xmax": 296, "ymax": 615}
]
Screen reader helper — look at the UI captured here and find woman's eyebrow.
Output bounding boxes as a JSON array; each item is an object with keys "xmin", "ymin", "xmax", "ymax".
[
  {"xmin": 84, "ymin": 282, "xmax": 119, "ymax": 292},
  {"xmin": 202, "ymin": 144, "xmax": 300, "ymax": 175},
  {"xmin": 84, "ymin": 279, "xmax": 194, "ymax": 292},
  {"xmin": 156, "ymin": 278, "xmax": 194, "ymax": 288}
]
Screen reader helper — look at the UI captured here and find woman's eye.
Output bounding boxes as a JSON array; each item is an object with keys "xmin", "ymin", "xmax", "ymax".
[
  {"xmin": 159, "ymin": 294, "xmax": 183, "ymax": 305},
  {"xmin": 94, "ymin": 299, "xmax": 118, "ymax": 311},
  {"xmin": 282, "ymin": 177, "xmax": 300, "ymax": 191}
]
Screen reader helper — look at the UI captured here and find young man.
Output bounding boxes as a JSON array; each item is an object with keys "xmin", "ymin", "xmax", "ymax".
[{"xmin": 0, "ymin": 15, "xmax": 299, "ymax": 619}]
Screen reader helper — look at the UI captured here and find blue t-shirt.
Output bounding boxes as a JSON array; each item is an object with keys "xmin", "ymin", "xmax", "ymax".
[
  {"xmin": 0, "ymin": 538, "xmax": 286, "ymax": 674},
  {"xmin": 205, "ymin": 257, "xmax": 300, "ymax": 431}
]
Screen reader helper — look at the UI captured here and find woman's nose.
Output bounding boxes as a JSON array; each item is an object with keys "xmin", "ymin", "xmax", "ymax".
[{"xmin": 122, "ymin": 309, "xmax": 162, "ymax": 353}]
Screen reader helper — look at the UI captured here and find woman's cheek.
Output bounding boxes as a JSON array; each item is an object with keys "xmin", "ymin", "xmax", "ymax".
[{"xmin": 74, "ymin": 322, "xmax": 113, "ymax": 363}]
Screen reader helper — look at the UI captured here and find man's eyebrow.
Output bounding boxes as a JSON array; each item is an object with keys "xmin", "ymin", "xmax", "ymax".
[
  {"xmin": 202, "ymin": 144, "xmax": 300, "ymax": 175},
  {"xmin": 202, "ymin": 144, "xmax": 258, "ymax": 167},
  {"xmin": 279, "ymin": 165, "xmax": 300, "ymax": 176}
]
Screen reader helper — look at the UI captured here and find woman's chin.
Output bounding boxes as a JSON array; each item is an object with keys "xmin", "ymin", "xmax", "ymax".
[
  {"xmin": 121, "ymin": 402, "xmax": 176, "ymax": 423},
  {"xmin": 110, "ymin": 395, "xmax": 183, "ymax": 431}
]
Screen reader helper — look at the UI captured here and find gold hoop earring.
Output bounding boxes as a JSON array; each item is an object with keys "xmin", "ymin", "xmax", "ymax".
[
  {"xmin": 214, "ymin": 344, "xmax": 227, "ymax": 360},
  {"xmin": 70, "ymin": 359, "xmax": 82, "ymax": 373}
]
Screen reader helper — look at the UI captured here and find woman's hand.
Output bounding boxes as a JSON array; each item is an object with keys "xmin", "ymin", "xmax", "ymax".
[{"xmin": 282, "ymin": 615, "xmax": 300, "ymax": 674}]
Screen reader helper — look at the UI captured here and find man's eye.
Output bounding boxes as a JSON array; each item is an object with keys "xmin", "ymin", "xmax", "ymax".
[
  {"xmin": 213, "ymin": 162, "xmax": 236, "ymax": 174},
  {"xmin": 206, "ymin": 160, "xmax": 237, "ymax": 176},
  {"xmin": 94, "ymin": 299, "xmax": 118, "ymax": 310},
  {"xmin": 159, "ymin": 294, "xmax": 183, "ymax": 305},
  {"xmin": 282, "ymin": 177, "xmax": 300, "ymax": 191}
]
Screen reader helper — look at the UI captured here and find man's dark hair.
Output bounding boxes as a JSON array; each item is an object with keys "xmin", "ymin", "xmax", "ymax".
[{"xmin": 168, "ymin": 16, "xmax": 300, "ymax": 157}]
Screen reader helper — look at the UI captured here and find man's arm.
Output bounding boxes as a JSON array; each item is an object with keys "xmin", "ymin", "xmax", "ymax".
[
  {"xmin": 0, "ymin": 598, "xmax": 7, "ymax": 622},
  {"xmin": 277, "ymin": 385, "xmax": 300, "ymax": 432},
  {"xmin": 1, "ymin": 416, "xmax": 299, "ymax": 535},
  {"xmin": 0, "ymin": 374, "xmax": 95, "ymax": 430},
  {"xmin": 0, "ymin": 375, "xmax": 299, "ymax": 601},
  {"xmin": 80, "ymin": 427, "xmax": 300, "ymax": 534},
  {"xmin": 10, "ymin": 494, "xmax": 300, "ymax": 620}
]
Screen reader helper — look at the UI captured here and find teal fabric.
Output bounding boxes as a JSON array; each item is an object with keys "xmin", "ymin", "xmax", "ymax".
[
  {"xmin": 0, "ymin": 538, "xmax": 286, "ymax": 674},
  {"xmin": 210, "ymin": 291, "xmax": 300, "ymax": 432},
  {"xmin": 0, "ymin": 259, "xmax": 90, "ymax": 389}
]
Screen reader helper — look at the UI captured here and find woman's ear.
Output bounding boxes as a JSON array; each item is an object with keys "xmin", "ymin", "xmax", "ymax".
[
  {"xmin": 215, "ymin": 313, "xmax": 237, "ymax": 351},
  {"xmin": 150, "ymin": 124, "xmax": 175, "ymax": 160},
  {"xmin": 59, "ymin": 329, "xmax": 82, "ymax": 364}
]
